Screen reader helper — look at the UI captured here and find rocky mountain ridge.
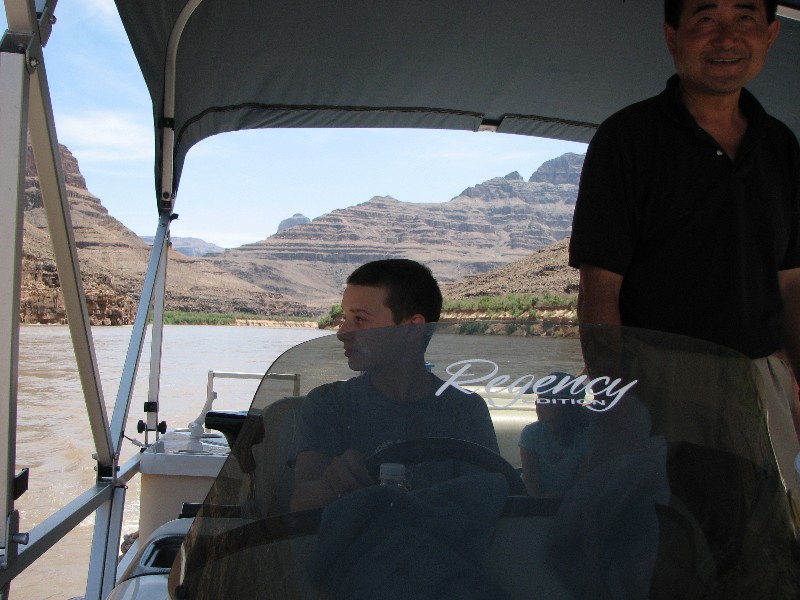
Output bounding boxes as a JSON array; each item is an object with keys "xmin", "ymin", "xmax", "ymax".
[
  {"xmin": 20, "ymin": 144, "xmax": 583, "ymax": 323},
  {"xmin": 210, "ymin": 153, "xmax": 584, "ymax": 312}
]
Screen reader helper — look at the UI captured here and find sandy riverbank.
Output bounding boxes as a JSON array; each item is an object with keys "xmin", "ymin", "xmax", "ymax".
[{"xmin": 232, "ymin": 319, "xmax": 320, "ymax": 328}]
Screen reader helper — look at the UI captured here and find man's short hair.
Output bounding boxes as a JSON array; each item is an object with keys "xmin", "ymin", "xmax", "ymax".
[
  {"xmin": 664, "ymin": 0, "xmax": 778, "ymax": 28},
  {"xmin": 346, "ymin": 259, "xmax": 443, "ymax": 323}
]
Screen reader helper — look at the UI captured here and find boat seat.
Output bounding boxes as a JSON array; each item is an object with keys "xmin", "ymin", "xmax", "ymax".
[{"xmin": 249, "ymin": 396, "xmax": 306, "ymax": 517}]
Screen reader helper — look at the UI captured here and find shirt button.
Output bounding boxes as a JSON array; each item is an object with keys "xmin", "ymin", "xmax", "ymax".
[{"xmin": 716, "ymin": 150, "xmax": 724, "ymax": 156}]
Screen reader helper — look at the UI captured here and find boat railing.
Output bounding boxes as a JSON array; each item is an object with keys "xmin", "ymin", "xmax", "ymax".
[{"xmin": 188, "ymin": 371, "xmax": 301, "ymax": 436}]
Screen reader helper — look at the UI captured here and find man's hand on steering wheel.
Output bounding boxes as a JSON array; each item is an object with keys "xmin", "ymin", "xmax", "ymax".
[{"xmin": 322, "ymin": 448, "xmax": 375, "ymax": 498}]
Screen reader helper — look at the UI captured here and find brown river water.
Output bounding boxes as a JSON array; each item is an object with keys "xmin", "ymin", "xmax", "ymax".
[{"xmin": 12, "ymin": 325, "xmax": 329, "ymax": 600}]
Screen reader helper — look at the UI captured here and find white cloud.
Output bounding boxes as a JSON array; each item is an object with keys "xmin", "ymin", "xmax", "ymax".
[
  {"xmin": 57, "ymin": 111, "xmax": 153, "ymax": 163},
  {"xmin": 73, "ymin": 0, "xmax": 120, "ymax": 26}
]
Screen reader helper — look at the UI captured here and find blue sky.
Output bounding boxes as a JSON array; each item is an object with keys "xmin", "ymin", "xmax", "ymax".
[{"xmin": 3, "ymin": 1, "xmax": 587, "ymax": 248}]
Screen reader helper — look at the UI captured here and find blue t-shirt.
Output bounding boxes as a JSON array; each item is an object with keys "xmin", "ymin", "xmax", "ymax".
[
  {"xmin": 297, "ymin": 372, "xmax": 499, "ymax": 489},
  {"xmin": 519, "ymin": 422, "xmax": 588, "ymax": 494}
]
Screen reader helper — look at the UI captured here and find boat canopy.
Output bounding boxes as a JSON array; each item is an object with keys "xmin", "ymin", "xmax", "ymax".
[{"xmin": 113, "ymin": 0, "xmax": 800, "ymax": 211}]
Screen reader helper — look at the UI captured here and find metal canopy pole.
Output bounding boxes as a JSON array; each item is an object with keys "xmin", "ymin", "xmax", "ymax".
[
  {"xmin": 23, "ymin": 12, "xmax": 114, "ymax": 471},
  {"xmin": 108, "ymin": 214, "xmax": 171, "ymax": 455},
  {"xmin": 0, "ymin": 27, "xmax": 30, "ymax": 576},
  {"xmin": 144, "ymin": 230, "xmax": 170, "ymax": 443}
]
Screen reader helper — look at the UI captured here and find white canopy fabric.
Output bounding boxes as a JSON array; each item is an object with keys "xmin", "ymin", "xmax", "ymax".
[{"xmin": 113, "ymin": 0, "xmax": 800, "ymax": 209}]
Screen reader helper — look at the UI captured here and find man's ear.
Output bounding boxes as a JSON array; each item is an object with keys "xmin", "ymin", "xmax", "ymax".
[
  {"xmin": 664, "ymin": 22, "xmax": 677, "ymax": 58},
  {"xmin": 767, "ymin": 19, "xmax": 780, "ymax": 50}
]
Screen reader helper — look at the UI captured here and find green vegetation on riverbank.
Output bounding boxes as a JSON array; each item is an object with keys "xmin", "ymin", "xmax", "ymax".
[
  {"xmin": 160, "ymin": 311, "xmax": 316, "ymax": 326},
  {"xmin": 442, "ymin": 292, "xmax": 577, "ymax": 320},
  {"xmin": 317, "ymin": 305, "xmax": 344, "ymax": 329},
  {"xmin": 317, "ymin": 292, "xmax": 578, "ymax": 328}
]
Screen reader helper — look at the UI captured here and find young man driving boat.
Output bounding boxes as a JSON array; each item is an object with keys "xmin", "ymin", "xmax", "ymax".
[{"xmin": 290, "ymin": 259, "xmax": 499, "ymax": 511}]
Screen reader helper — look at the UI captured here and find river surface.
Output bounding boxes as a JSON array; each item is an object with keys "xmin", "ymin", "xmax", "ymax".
[{"xmin": 11, "ymin": 324, "xmax": 582, "ymax": 599}]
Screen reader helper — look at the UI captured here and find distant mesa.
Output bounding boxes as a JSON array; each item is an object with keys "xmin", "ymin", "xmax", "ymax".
[
  {"xmin": 277, "ymin": 213, "xmax": 311, "ymax": 234},
  {"xmin": 141, "ymin": 236, "xmax": 225, "ymax": 257}
]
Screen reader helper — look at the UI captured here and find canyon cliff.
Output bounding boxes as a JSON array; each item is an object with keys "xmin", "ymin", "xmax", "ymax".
[{"xmin": 20, "ymin": 145, "xmax": 311, "ymax": 324}]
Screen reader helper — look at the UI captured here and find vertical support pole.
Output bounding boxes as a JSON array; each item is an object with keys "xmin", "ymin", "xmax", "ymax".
[
  {"xmin": 0, "ymin": 42, "xmax": 28, "ymax": 564},
  {"xmin": 109, "ymin": 213, "xmax": 171, "ymax": 456},
  {"xmin": 84, "ymin": 484, "xmax": 126, "ymax": 600},
  {"xmin": 145, "ymin": 230, "xmax": 170, "ymax": 441}
]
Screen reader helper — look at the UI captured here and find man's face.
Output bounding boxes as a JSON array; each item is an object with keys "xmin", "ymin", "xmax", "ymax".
[
  {"xmin": 664, "ymin": 0, "xmax": 779, "ymax": 98},
  {"xmin": 338, "ymin": 284, "xmax": 397, "ymax": 333},
  {"xmin": 337, "ymin": 284, "xmax": 399, "ymax": 371}
]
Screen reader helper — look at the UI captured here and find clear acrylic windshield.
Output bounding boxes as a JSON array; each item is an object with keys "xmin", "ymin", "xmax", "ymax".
[{"xmin": 168, "ymin": 322, "xmax": 800, "ymax": 600}]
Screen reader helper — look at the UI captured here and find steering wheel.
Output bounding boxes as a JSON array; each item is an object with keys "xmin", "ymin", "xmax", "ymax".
[{"xmin": 365, "ymin": 437, "xmax": 526, "ymax": 495}]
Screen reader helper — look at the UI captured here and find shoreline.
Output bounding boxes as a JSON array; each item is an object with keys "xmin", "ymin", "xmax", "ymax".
[
  {"xmin": 231, "ymin": 319, "xmax": 319, "ymax": 328},
  {"xmin": 20, "ymin": 319, "xmax": 322, "ymax": 328}
]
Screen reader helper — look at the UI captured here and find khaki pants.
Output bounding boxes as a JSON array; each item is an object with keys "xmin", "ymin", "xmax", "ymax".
[{"xmin": 754, "ymin": 354, "xmax": 800, "ymax": 534}]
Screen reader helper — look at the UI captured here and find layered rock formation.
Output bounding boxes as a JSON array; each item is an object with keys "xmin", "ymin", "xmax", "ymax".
[
  {"xmin": 440, "ymin": 237, "xmax": 578, "ymax": 299},
  {"xmin": 210, "ymin": 153, "xmax": 584, "ymax": 312},
  {"xmin": 19, "ymin": 145, "xmax": 584, "ymax": 323},
  {"xmin": 20, "ymin": 145, "xmax": 310, "ymax": 324}
]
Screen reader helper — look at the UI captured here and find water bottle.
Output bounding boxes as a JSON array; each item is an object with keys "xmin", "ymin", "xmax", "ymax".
[{"xmin": 379, "ymin": 463, "xmax": 408, "ymax": 490}]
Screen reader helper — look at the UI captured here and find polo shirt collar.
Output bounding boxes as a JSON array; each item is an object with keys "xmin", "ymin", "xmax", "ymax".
[{"xmin": 659, "ymin": 74, "xmax": 772, "ymax": 133}]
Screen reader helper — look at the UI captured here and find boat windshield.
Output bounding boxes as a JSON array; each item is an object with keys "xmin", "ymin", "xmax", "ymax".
[{"xmin": 168, "ymin": 322, "xmax": 800, "ymax": 599}]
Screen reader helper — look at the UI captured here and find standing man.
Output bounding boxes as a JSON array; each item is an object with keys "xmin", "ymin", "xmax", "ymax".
[
  {"xmin": 290, "ymin": 259, "xmax": 499, "ymax": 511},
  {"xmin": 569, "ymin": 0, "xmax": 800, "ymax": 491}
]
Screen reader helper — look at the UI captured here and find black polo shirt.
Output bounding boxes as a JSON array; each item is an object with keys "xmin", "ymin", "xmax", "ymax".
[{"xmin": 569, "ymin": 75, "xmax": 800, "ymax": 358}]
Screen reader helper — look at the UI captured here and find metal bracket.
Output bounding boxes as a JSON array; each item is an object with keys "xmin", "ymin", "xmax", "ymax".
[
  {"xmin": 1, "ymin": 511, "xmax": 29, "ymax": 569},
  {"xmin": 1, "ymin": 28, "xmax": 41, "ymax": 74},
  {"xmin": 33, "ymin": 0, "xmax": 58, "ymax": 47},
  {"xmin": 0, "ymin": 31, "xmax": 33, "ymax": 56},
  {"xmin": 93, "ymin": 453, "xmax": 119, "ymax": 482},
  {"xmin": 477, "ymin": 118, "xmax": 501, "ymax": 133},
  {"xmin": 12, "ymin": 469, "xmax": 28, "ymax": 501}
]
